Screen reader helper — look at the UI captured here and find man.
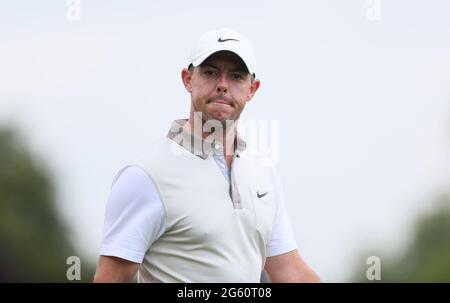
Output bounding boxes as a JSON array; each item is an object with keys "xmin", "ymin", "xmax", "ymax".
[{"xmin": 94, "ymin": 29, "xmax": 320, "ymax": 283}]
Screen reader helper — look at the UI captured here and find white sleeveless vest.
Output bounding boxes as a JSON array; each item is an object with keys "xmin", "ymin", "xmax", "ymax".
[{"xmin": 132, "ymin": 119, "xmax": 278, "ymax": 282}]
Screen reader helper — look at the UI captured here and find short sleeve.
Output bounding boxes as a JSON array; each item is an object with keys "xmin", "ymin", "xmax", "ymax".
[
  {"xmin": 266, "ymin": 168, "xmax": 298, "ymax": 257},
  {"xmin": 99, "ymin": 165, "xmax": 165, "ymax": 263}
]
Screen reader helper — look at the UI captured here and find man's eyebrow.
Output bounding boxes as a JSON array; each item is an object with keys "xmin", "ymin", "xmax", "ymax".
[
  {"xmin": 201, "ymin": 63, "xmax": 246, "ymax": 71},
  {"xmin": 200, "ymin": 62, "xmax": 249, "ymax": 75},
  {"xmin": 200, "ymin": 63, "xmax": 219, "ymax": 70}
]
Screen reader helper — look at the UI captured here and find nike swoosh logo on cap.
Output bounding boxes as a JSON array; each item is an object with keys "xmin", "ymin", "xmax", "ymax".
[
  {"xmin": 218, "ymin": 37, "xmax": 239, "ymax": 43},
  {"xmin": 257, "ymin": 191, "xmax": 269, "ymax": 198}
]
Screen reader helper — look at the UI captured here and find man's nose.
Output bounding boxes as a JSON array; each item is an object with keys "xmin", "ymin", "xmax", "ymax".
[{"xmin": 216, "ymin": 75, "xmax": 228, "ymax": 94}]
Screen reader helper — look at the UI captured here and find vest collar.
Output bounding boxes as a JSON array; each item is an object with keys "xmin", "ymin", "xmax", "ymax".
[{"xmin": 167, "ymin": 119, "xmax": 247, "ymax": 159}]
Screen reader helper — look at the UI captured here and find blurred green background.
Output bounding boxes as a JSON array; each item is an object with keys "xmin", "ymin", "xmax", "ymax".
[
  {"xmin": 350, "ymin": 194, "xmax": 450, "ymax": 282},
  {"xmin": 0, "ymin": 127, "xmax": 95, "ymax": 282}
]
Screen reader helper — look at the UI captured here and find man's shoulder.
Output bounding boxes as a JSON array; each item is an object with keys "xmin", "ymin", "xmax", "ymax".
[
  {"xmin": 241, "ymin": 145, "xmax": 278, "ymax": 171},
  {"xmin": 126, "ymin": 135, "xmax": 197, "ymax": 176}
]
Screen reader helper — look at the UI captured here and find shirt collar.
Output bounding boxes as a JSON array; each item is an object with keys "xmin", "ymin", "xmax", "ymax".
[{"xmin": 167, "ymin": 119, "xmax": 247, "ymax": 159}]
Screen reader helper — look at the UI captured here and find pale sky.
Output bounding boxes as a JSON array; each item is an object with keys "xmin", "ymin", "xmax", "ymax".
[{"xmin": 1, "ymin": 0, "xmax": 449, "ymax": 282}]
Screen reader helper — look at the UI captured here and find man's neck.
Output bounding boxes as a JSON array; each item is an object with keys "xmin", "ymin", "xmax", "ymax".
[{"xmin": 187, "ymin": 114, "xmax": 238, "ymax": 156}]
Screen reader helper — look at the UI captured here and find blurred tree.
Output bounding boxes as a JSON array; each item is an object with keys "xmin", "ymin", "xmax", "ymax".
[
  {"xmin": 351, "ymin": 194, "xmax": 450, "ymax": 282},
  {"xmin": 0, "ymin": 127, "xmax": 95, "ymax": 282}
]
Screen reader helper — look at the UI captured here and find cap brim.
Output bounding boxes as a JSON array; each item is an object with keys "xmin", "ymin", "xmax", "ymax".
[{"xmin": 191, "ymin": 46, "xmax": 255, "ymax": 76}]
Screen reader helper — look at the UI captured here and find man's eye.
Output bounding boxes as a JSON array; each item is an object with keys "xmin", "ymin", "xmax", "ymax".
[
  {"xmin": 231, "ymin": 73, "xmax": 243, "ymax": 80},
  {"xmin": 204, "ymin": 70, "xmax": 216, "ymax": 76}
]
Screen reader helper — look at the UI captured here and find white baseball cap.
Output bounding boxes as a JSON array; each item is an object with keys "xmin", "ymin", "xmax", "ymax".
[{"xmin": 188, "ymin": 28, "xmax": 256, "ymax": 76}]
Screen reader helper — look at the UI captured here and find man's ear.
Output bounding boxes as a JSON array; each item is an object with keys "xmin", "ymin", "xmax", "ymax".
[
  {"xmin": 246, "ymin": 79, "xmax": 261, "ymax": 102},
  {"xmin": 181, "ymin": 68, "xmax": 193, "ymax": 93}
]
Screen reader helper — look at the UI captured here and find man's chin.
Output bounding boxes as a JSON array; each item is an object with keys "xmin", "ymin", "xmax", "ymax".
[{"xmin": 204, "ymin": 111, "xmax": 235, "ymax": 123}]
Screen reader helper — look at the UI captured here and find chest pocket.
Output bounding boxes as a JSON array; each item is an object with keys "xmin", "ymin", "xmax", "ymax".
[{"xmin": 248, "ymin": 187, "xmax": 277, "ymax": 244}]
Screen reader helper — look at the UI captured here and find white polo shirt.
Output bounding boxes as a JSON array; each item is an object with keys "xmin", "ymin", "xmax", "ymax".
[{"xmin": 100, "ymin": 119, "xmax": 297, "ymax": 282}]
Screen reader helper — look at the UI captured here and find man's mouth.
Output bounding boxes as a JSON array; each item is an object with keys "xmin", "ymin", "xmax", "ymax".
[{"xmin": 208, "ymin": 98, "xmax": 232, "ymax": 106}]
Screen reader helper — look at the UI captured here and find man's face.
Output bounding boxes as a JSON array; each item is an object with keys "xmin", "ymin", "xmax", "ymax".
[{"xmin": 182, "ymin": 51, "xmax": 260, "ymax": 125}]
